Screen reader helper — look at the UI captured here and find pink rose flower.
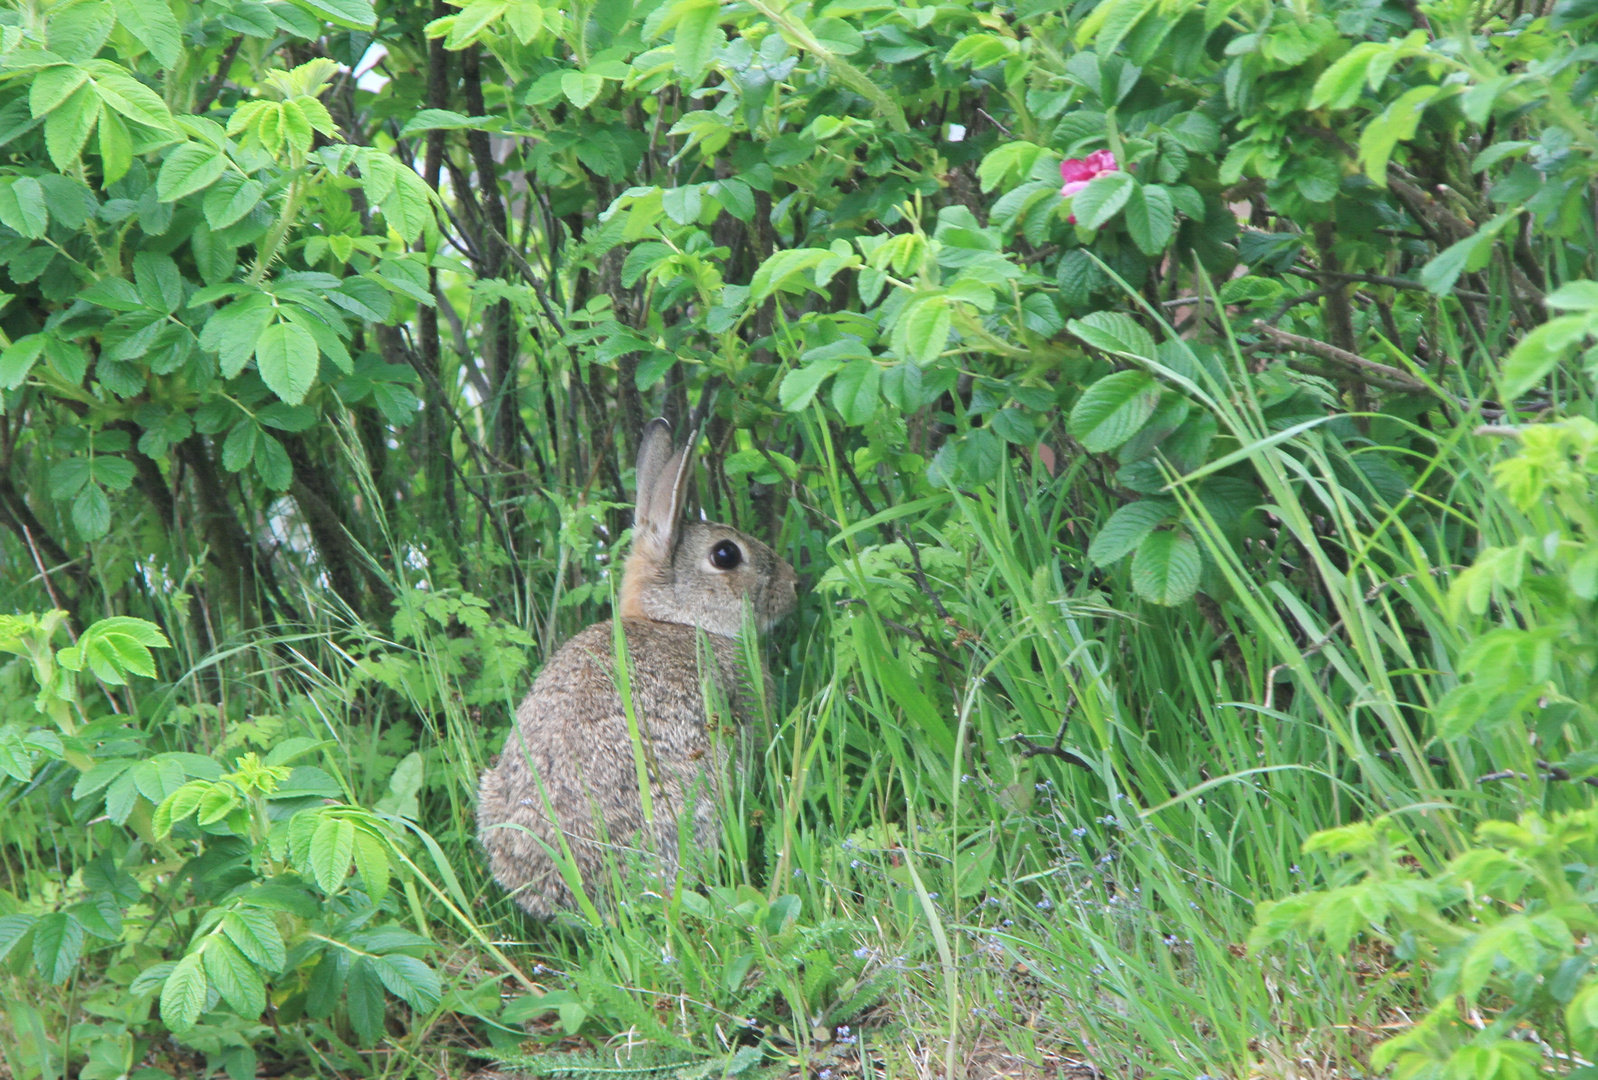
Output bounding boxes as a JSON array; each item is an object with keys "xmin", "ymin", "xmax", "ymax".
[{"xmin": 1060, "ymin": 150, "xmax": 1118, "ymax": 222}]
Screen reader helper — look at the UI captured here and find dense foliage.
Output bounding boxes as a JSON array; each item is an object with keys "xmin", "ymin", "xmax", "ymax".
[{"xmin": 1, "ymin": 0, "xmax": 1595, "ymax": 1075}]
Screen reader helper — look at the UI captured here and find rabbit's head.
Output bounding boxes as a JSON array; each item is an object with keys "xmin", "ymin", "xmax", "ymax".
[{"xmin": 618, "ymin": 419, "xmax": 798, "ymax": 638}]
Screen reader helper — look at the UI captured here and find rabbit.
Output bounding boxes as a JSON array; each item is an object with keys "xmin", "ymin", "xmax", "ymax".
[{"xmin": 476, "ymin": 418, "xmax": 799, "ymax": 918}]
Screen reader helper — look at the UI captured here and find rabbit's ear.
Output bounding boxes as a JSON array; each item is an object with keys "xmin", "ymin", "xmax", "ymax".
[{"xmin": 632, "ymin": 418, "xmax": 693, "ymax": 564}]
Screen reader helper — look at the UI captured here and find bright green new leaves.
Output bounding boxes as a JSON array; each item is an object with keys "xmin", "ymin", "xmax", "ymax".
[
  {"xmin": 1494, "ymin": 281, "xmax": 1598, "ymax": 401},
  {"xmin": 1068, "ymin": 370, "xmax": 1162, "ymax": 453},
  {"xmin": 1420, "ymin": 211, "xmax": 1520, "ymax": 296},
  {"xmin": 20, "ymin": 57, "xmax": 179, "ymax": 175},
  {"xmin": 1357, "ymin": 84, "xmax": 1448, "ymax": 185},
  {"xmin": 1308, "ymin": 32, "xmax": 1429, "ymax": 111},
  {"xmin": 229, "ymin": 73, "xmax": 339, "ymax": 161},
  {"xmin": 425, "ymin": 0, "xmax": 511, "ymax": 48},
  {"xmin": 672, "ymin": 0, "xmax": 725, "ymax": 81},
  {"xmin": 56, "ymin": 617, "xmax": 169, "ymax": 685},
  {"xmin": 1256, "ymin": 810, "xmax": 1598, "ymax": 1074}
]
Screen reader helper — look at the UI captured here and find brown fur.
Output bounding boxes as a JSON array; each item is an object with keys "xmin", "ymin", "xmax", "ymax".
[{"xmin": 476, "ymin": 419, "xmax": 797, "ymax": 917}]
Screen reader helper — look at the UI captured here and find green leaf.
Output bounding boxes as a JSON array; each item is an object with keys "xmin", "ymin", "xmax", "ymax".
[
  {"xmin": 561, "ymin": 71, "xmax": 606, "ymax": 108},
  {"xmin": 1068, "ymin": 370, "xmax": 1162, "ymax": 453},
  {"xmin": 1498, "ymin": 316, "xmax": 1588, "ymax": 401},
  {"xmin": 0, "ymin": 177, "xmax": 50, "ymax": 239},
  {"xmin": 1124, "ymin": 183, "xmax": 1174, "ymax": 256},
  {"xmin": 31, "ymin": 911, "xmax": 84, "ymax": 983},
  {"xmin": 0, "ymin": 334, "xmax": 47, "ymax": 389},
  {"xmin": 673, "ymin": 0, "xmax": 722, "ymax": 80},
  {"xmin": 203, "ymin": 936, "xmax": 266, "ymax": 1018},
  {"xmin": 830, "ymin": 359, "xmax": 880, "ymax": 425},
  {"xmin": 203, "ymin": 174, "xmax": 264, "ymax": 229},
  {"xmin": 222, "ymin": 908, "xmax": 287, "ymax": 971},
  {"xmin": 897, "ymin": 294, "xmax": 952, "ymax": 366},
  {"xmin": 160, "ymin": 951, "xmax": 209, "ymax": 1031},
  {"xmin": 1547, "ymin": 281, "xmax": 1598, "ymax": 311},
  {"xmin": 351, "ymin": 829, "xmax": 390, "ymax": 905},
  {"xmin": 112, "ymin": 0, "xmax": 183, "ymax": 66},
  {"xmin": 29, "ymin": 64, "xmax": 90, "ymax": 118},
  {"xmin": 1089, "ymin": 499, "xmax": 1176, "ymax": 565},
  {"xmin": 44, "ymin": 83, "xmax": 100, "ymax": 170},
  {"xmin": 0, "ymin": 914, "xmax": 36, "ymax": 964},
  {"xmin": 97, "ymin": 109, "xmax": 132, "ymax": 185},
  {"xmin": 1130, "ymin": 530, "xmax": 1201, "ymax": 605},
  {"xmin": 1068, "ymin": 311, "xmax": 1156, "ymax": 360},
  {"xmin": 157, "ymin": 144, "xmax": 226, "ymax": 202},
  {"xmin": 254, "ymin": 320, "xmax": 320, "ymax": 404},
  {"xmin": 87, "ymin": 66, "xmax": 179, "ymax": 132},
  {"xmin": 72, "ymin": 484, "xmax": 111, "ymax": 540},
  {"xmin": 133, "ymin": 252, "xmax": 184, "ymax": 313},
  {"xmin": 1418, "ymin": 211, "xmax": 1517, "ymax": 296},
  {"xmin": 749, "ymin": 248, "xmax": 831, "ymax": 302},
  {"xmin": 286, "ymin": 0, "xmax": 377, "ymax": 30},
  {"xmin": 1070, "ymin": 171, "xmax": 1135, "ymax": 230},
  {"xmin": 309, "ymin": 815, "xmax": 355, "ymax": 894},
  {"xmin": 1358, "ymin": 84, "xmax": 1443, "ymax": 185},
  {"xmin": 370, "ymin": 953, "xmax": 441, "ymax": 1011},
  {"xmin": 778, "ymin": 360, "xmax": 843, "ymax": 412},
  {"xmin": 398, "ymin": 109, "xmax": 490, "ymax": 136},
  {"xmin": 253, "ymin": 431, "xmax": 293, "ymax": 490},
  {"xmin": 345, "ymin": 957, "xmax": 384, "ymax": 1045}
]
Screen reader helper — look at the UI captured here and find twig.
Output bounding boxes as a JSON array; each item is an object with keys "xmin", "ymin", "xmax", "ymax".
[
  {"xmin": 1252, "ymin": 322, "xmax": 1461, "ymax": 404},
  {"xmin": 197, "ymin": 36, "xmax": 244, "ymax": 113},
  {"xmin": 1008, "ymin": 696, "xmax": 1093, "ymax": 772}
]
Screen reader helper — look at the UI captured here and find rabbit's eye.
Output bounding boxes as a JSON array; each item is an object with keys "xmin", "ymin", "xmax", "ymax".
[{"xmin": 710, "ymin": 540, "xmax": 743, "ymax": 570}]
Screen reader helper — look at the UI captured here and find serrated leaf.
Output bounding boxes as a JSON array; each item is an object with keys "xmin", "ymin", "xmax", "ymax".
[
  {"xmin": 203, "ymin": 174, "xmax": 263, "ymax": 229},
  {"xmin": 1070, "ymin": 170, "xmax": 1135, "ymax": 230},
  {"xmin": 673, "ymin": 0, "xmax": 722, "ymax": 79},
  {"xmin": 1068, "ymin": 311, "xmax": 1156, "ymax": 360},
  {"xmin": 0, "ymin": 177, "xmax": 50, "ymax": 238},
  {"xmin": 309, "ymin": 815, "xmax": 355, "ymax": 894},
  {"xmin": 778, "ymin": 360, "xmax": 842, "ymax": 412},
  {"xmin": 160, "ymin": 950, "xmax": 208, "ymax": 1031},
  {"xmin": 112, "ymin": 0, "xmax": 183, "ymax": 67},
  {"xmin": 287, "ymin": 0, "xmax": 377, "ymax": 30},
  {"xmin": 1130, "ymin": 530, "xmax": 1201, "ymax": 605},
  {"xmin": 351, "ymin": 829, "xmax": 391, "ymax": 906},
  {"xmin": 830, "ymin": 359, "xmax": 880, "ymax": 425},
  {"xmin": 370, "ymin": 953, "xmax": 441, "ymax": 1011},
  {"xmin": 1068, "ymin": 370, "xmax": 1162, "ymax": 453},
  {"xmin": 1089, "ymin": 499, "xmax": 1176, "ymax": 565},
  {"xmin": 45, "ymin": 83, "xmax": 100, "ymax": 170},
  {"xmin": 254, "ymin": 320, "xmax": 319, "ymax": 404},
  {"xmin": 0, "ymin": 334, "xmax": 47, "ymax": 389},
  {"xmin": 203, "ymin": 935, "xmax": 265, "ymax": 1017},
  {"xmin": 72, "ymin": 484, "xmax": 111, "ymax": 540},
  {"xmin": 222, "ymin": 908, "xmax": 286, "ymax": 970},
  {"xmin": 157, "ymin": 144, "xmax": 226, "ymax": 202},
  {"xmin": 346, "ymin": 957, "xmax": 385, "ymax": 1045},
  {"xmin": 897, "ymin": 294, "xmax": 952, "ymax": 366},
  {"xmin": 1125, "ymin": 183, "xmax": 1174, "ymax": 256},
  {"xmin": 31, "ymin": 911, "xmax": 84, "ymax": 983},
  {"xmin": 1498, "ymin": 316, "xmax": 1587, "ymax": 401}
]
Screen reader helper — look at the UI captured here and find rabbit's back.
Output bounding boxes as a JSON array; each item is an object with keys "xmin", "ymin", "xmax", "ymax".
[{"xmin": 476, "ymin": 618, "xmax": 760, "ymax": 917}]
